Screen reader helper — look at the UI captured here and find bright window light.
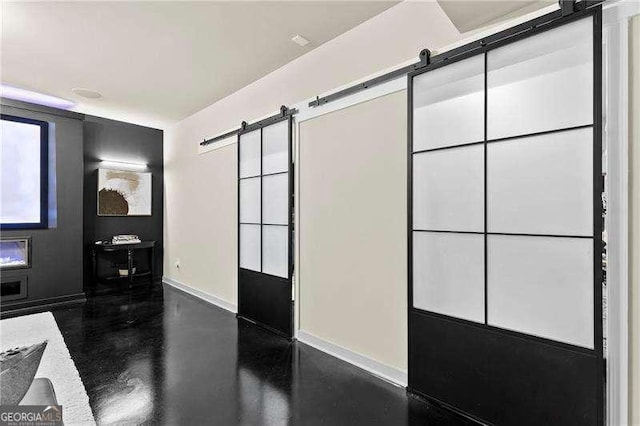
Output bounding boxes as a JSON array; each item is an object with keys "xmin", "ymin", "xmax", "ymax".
[{"xmin": 1, "ymin": 115, "xmax": 49, "ymax": 229}]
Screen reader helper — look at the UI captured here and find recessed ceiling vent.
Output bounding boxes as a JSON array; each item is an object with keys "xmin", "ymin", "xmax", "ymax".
[
  {"xmin": 71, "ymin": 88, "xmax": 102, "ymax": 99},
  {"xmin": 291, "ymin": 34, "xmax": 310, "ymax": 47}
]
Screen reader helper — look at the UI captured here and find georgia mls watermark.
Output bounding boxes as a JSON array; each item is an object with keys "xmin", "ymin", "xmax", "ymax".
[{"xmin": 0, "ymin": 405, "xmax": 62, "ymax": 426}]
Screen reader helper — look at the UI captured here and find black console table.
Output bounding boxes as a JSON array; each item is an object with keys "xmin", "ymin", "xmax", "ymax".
[{"xmin": 91, "ymin": 241, "xmax": 156, "ymax": 294}]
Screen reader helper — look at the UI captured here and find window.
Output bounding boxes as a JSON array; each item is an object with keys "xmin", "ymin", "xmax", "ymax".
[{"xmin": 1, "ymin": 114, "xmax": 49, "ymax": 229}]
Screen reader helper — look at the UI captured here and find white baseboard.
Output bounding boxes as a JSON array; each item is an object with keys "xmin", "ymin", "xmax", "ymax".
[
  {"xmin": 162, "ymin": 277, "xmax": 405, "ymax": 387},
  {"xmin": 162, "ymin": 276, "xmax": 237, "ymax": 314},
  {"xmin": 296, "ymin": 330, "xmax": 407, "ymax": 387}
]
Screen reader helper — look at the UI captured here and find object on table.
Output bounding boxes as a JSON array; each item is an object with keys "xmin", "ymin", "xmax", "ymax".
[
  {"xmin": 118, "ymin": 266, "xmax": 137, "ymax": 276},
  {"xmin": 111, "ymin": 235, "xmax": 141, "ymax": 245}
]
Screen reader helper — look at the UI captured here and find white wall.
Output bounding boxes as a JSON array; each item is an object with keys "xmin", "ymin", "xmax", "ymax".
[{"xmin": 164, "ymin": 1, "xmax": 463, "ymax": 307}]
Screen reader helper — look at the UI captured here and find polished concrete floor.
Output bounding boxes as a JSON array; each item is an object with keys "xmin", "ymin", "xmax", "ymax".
[{"xmin": 52, "ymin": 284, "xmax": 475, "ymax": 425}]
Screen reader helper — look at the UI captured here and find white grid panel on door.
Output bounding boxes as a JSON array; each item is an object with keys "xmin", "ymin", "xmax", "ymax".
[
  {"xmin": 239, "ymin": 119, "xmax": 290, "ymax": 278},
  {"xmin": 411, "ymin": 15, "xmax": 596, "ymax": 348},
  {"xmin": 487, "ymin": 234, "xmax": 594, "ymax": 348},
  {"xmin": 413, "ymin": 232, "xmax": 485, "ymax": 323},
  {"xmin": 262, "ymin": 173, "xmax": 289, "ymax": 226},
  {"xmin": 413, "ymin": 145, "xmax": 484, "ymax": 232},
  {"xmin": 239, "ymin": 130, "xmax": 261, "ymax": 178},
  {"xmin": 262, "ymin": 120, "xmax": 289, "ymax": 174},
  {"xmin": 487, "ymin": 17, "xmax": 593, "ymax": 140},
  {"xmin": 262, "ymin": 225, "xmax": 289, "ymax": 278},
  {"xmin": 240, "ymin": 224, "xmax": 261, "ymax": 271},
  {"xmin": 413, "ymin": 55, "xmax": 484, "ymax": 152}
]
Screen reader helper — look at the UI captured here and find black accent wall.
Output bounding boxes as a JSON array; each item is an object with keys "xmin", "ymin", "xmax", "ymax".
[
  {"xmin": 0, "ymin": 100, "xmax": 163, "ymax": 315},
  {"xmin": 1, "ymin": 100, "xmax": 85, "ymax": 313},
  {"xmin": 83, "ymin": 116, "xmax": 163, "ymax": 289}
]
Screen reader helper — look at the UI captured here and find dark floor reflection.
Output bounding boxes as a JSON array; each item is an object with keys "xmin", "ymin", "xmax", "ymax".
[
  {"xmin": 53, "ymin": 285, "xmax": 475, "ymax": 425},
  {"xmin": 54, "ymin": 288, "xmax": 165, "ymax": 424}
]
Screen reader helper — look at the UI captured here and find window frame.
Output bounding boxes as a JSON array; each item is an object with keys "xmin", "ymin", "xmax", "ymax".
[{"xmin": 1, "ymin": 114, "xmax": 49, "ymax": 230}]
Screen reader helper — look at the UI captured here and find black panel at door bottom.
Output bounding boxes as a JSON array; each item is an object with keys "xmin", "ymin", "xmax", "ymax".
[
  {"xmin": 408, "ymin": 311, "xmax": 600, "ymax": 426},
  {"xmin": 238, "ymin": 268, "xmax": 293, "ymax": 338}
]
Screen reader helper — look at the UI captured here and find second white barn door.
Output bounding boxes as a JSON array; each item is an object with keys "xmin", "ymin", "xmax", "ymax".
[{"xmin": 297, "ymin": 92, "xmax": 408, "ymax": 379}]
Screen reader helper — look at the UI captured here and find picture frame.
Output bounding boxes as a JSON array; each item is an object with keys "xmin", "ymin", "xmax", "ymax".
[{"xmin": 97, "ymin": 168, "xmax": 152, "ymax": 216}]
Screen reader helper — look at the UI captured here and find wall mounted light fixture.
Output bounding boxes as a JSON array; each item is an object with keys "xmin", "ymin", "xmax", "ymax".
[{"xmin": 99, "ymin": 160, "xmax": 147, "ymax": 170}]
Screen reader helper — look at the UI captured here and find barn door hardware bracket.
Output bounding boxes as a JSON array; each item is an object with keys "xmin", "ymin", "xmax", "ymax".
[
  {"xmin": 560, "ymin": 0, "xmax": 576, "ymax": 16},
  {"xmin": 416, "ymin": 49, "xmax": 431, "ymax": 69}
]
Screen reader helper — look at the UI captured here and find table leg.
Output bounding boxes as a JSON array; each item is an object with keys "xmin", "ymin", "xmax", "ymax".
[
  {"xmin": 126, "ymin": 248, "xmax": 136, "ymax": 324},
  {"xmin": 91, "ymin": 248, "xmax": 97, "ymax": 296},
  {"xmin": 127, "ymin": 249, "xmax": 134, "ymax": 290}
]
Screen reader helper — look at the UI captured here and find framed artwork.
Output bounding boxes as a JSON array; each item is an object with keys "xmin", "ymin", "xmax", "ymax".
[{"xmin": 97, "ymin": 168, "xmax": 151, "ymax": 216}]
